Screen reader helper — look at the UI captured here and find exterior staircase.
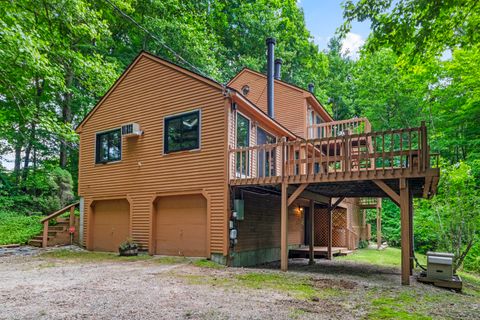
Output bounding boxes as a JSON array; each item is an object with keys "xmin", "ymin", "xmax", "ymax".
[
  {"xmin": 28, "ymin": 202, "xmax": 80, "ymax": 248},
  {"xmin": 28, "ymin": 218, "xmax": 73, "ymax": 247}
]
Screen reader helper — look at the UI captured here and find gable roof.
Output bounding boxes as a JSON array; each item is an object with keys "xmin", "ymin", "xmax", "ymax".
[
  {"xmin": 76, "ymin": 51, "xmax": 224, "ymax": 132},
  {"xmin": 228, "ymin": 68, "xmax": 334, "ymax": 122}
]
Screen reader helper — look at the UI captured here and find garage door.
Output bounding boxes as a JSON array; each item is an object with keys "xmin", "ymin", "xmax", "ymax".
[
  {"xmin": 92, "ymin": 199, "xmax": 130, "ymax": 252},
  {"xmin": 155, "ymin": 194, "xmax": 207, "ymax": 257}
]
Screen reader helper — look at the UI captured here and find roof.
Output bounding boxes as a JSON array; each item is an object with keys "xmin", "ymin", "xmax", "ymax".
[
  {"xmin": 228, "ymin": 68, "xmax": 334, "ymax": 122},
  {"xmin": 76, "ymin": 51, "xmax": 299, "ymax": 140},
  {"xmin": 76, "ymin": 51, "xmax": 225, "ymax": 132}
]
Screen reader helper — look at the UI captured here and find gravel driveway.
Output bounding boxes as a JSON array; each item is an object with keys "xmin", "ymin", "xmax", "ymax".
[{"xmin": 0, "ymin": 247, "xmax": 478, "ymax": 320}]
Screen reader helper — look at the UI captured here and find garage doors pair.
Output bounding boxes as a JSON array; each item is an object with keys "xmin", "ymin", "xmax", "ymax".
[{"xmin": 91, "ymin": 195, "xmax": 207, "ymax": 257}]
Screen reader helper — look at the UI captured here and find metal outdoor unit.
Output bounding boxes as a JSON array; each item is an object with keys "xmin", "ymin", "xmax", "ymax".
[{"xmin": 426, "ymin": 251, "xmax": 454, "ymax": 281}]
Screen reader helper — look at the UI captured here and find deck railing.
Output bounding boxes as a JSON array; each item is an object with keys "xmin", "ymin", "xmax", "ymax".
[
  {"xmin": 229, "ymin": 122, "xmax": 437, "ymax": 185},
  {"xmin": 307, "ymin": 117, "xmax": 371, "ymax": 139}
]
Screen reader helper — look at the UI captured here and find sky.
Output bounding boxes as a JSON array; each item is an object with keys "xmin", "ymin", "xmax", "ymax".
[{"xmin": 298, "ymin": 0, "xmax": 371, "ymax": 58}]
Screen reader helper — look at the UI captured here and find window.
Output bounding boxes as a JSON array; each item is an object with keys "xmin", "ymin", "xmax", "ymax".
[
  {"xmin": 95, "ymin": 129, "xmax": 121, "ymax": 164},
  {"xmin": 236, "ymin": 113, "xmax": 250, "ymax": 176},
  {"xmin": 164, "ymin": 110, "xmax": 200, "ymax": 154},
  {"xmin": 257, "ymin": 127, "xmax": 277, "ymax": 177}
]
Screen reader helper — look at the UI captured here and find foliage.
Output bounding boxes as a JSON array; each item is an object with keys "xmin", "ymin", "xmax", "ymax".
[
  {"xmin": 463, "ymin": 242, "xmax": 480, "ymax": 274},
  {"xmin": 0, "ymin": 211, "xmax": 42, "ymax": 245},
  {"xmin": 430, "ymin": 162, "xmax": 480, "ymax": 272},
  {"xmin": 119, "ymin": 238, "xmax": 138, "ymax": 251}
]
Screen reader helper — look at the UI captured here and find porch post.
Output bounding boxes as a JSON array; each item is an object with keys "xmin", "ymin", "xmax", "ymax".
[
  {"xmin": 400, "ymin": 178, "xmax": 411, "ymax": 285},
  {"xmin": 42, "ymin": 220, "xmax": 48, "ymax": 248},
  {"xmin": 376, "ymin": 198, "xmax": 382, "ymax": 249},
  {"xmin": 280, "ymin": 181, "xmax": 288, "ymax": 271},
  {"xmin": 327, "ymin": 199, "xmax": 333, "ymax": 260},
  {"xmin": 309, "ymin": 199, "xmax": 315, "ymax": 265},
  {"xmin": 409, "ymin": 191, "xmax": 414, "ymax": 275}
]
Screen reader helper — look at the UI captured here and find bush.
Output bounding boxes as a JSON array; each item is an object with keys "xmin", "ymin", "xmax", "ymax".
[
  {"xmin": 463, "ymin": 242, "xmax": 480, "ymax": 274},
  {"xmin": 0, "ymin": 211, "xmax": 42, "ymax": 245}
]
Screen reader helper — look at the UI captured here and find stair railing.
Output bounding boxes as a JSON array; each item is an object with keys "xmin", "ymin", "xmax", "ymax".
[{"xmin": 40, "ymin": 202, "xmax": 80, "ymax": 248}]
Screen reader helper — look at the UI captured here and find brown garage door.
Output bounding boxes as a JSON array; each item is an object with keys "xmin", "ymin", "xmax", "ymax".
[
  {"xmin": 155, "ymin": 194, "xmax": 207, "ymax": 257},
  {"xmin": 92, "ymin": 199, "xmax": 130, "ymax": 252}
]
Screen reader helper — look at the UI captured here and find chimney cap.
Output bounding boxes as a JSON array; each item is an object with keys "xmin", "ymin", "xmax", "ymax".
[
  {"xmin": 308, "ymin": 83, "xmax": 315, "ymax": 93},
  {"xmin": 266, "ymin": 37, "xmax": 276, "ymax": 45}
]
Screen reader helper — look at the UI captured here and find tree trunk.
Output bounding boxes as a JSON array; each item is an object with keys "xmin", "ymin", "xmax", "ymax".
[
  {"xmin": 14, "ymin": 143, "xmax": 22, "ymax": 183},
  {"xmin": 60, "ymin": 68, "xmax": 74, "ymax": 168}
]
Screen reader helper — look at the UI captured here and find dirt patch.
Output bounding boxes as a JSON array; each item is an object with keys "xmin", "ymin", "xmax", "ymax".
[{"xmin": 312, "ymin": 278, "xmax": 357, "ymax": 290}]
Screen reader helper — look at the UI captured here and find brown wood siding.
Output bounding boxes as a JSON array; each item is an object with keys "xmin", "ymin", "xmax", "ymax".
[
  {"xmin": 78, "ymin": 55, "xmax": 227, "ymax": 254},
  {"xmin": 229, "ymin": 70, "xmax": 307, "ymax": 138},
  {"xmin": 236, "ymin": 192, "xmax": 303, "ymax": 252}
]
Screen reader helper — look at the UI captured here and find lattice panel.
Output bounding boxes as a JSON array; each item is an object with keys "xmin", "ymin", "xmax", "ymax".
[{"xmin": 313, "ymin": 206, "xmax": 348, "ymax": 247}]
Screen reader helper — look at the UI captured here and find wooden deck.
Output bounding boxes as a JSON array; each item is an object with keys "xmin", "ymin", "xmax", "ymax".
[
  {"xmin": 289, "ymin": 246, "xmax": 352, "ymax": 259},
  {"xmin": 229, "ymin": 122, "xmax": 440, "ymax": 199}
]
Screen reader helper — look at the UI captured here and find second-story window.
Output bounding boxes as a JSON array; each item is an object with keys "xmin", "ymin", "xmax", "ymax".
[
  {"xmin": 164, "ymin": 110, "xmax": 200, "ymax": 154},
  {"xmin": 96, "ymin": 129, "xmax": 121, "ymax": 164}
]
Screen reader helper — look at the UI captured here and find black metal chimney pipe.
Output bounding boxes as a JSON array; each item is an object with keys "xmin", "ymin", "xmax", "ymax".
[
  {"xmin": 274, "ymin": 58, "xmax": 282, "ymax": 80},
  {"xmin": 308, "ymin": 83, "xmax": 314, "ymax": 93},
  {"xmin": 266, "ymin": 37, "xmax": 276, "ymax": 118}
]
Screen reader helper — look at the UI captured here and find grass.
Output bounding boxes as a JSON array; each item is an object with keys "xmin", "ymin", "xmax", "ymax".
[
  {"xmin": 192, "ymin": 259, "xmax": 225, "ymax": 269},
  {"xmin": 340, "ymin": 246, "xmax": 480, "ymax": 298},
  {"xmin": 41, "ymin": 250, "xmax": 153, "ymax": 262},
  {"xmin": 0, "ymin": 211, "xmax": 42, "ymax": 245},
  {"xmin": 178, "ymin": 270, "xmax": 341, "ymax": 300}
]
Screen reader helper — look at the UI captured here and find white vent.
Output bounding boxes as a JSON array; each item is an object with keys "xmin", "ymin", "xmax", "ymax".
[{"xmin": 121, "ymin": 123, "xmax": 142, "ymax": 137}]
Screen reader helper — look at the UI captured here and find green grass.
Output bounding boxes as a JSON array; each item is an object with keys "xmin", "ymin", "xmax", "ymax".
[
  {"xmin": 192, "ymin": 259, "xmax": 225, "ymax": 269},
  {"xmin": 41, "ymin": 250, "xmax": 152, "ymax": 262},
  {"xmin": 153, "ymin": 256, "xmax": 191, "ymax": 265},
  {"xmin": 0, "ymin": 211, "xmax": 42, "ymax": 245},
  {"xmin": 337, "ymin": 246, "xmax": 426, "ymax": 268},
  {"xmin": 339, "ymin": 246, "xmax": 480, "ymax": 297}
]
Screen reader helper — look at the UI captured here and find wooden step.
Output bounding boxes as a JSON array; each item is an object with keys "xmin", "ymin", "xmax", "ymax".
[{"xmin": 28, "ymin": 239, "xmax": 43, "ymax": 247}]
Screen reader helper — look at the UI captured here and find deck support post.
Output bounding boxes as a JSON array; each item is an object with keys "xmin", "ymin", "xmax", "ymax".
[
  {"xmin": 376, "ymin": 198, "xmax": 382, "ymax": 249},
  {"xmin": 42, "ymin": 220, "xmax": 48, "ymax": 248},
  {"xmin": 309, "ymin": 199, "xmax": 315, "ymax": 265},
  {"xmin": 400, "ymin": 178, "xmax": 411, "ymax": 285},
  {"xmin": 280, "ymin": 181, "xmax": 288, "ymax": 271},
  {"xmin": 327, "ymin": 198, "xmax": 333, "ymax": 260},
  {"xmin": 409, "ymin": 192, "xmax": 414, "ymax": 275}
]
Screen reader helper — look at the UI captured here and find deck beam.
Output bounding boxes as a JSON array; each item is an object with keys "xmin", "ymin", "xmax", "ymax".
[
  {"xmin": 373, "ymin": 180, "xmax": 400, "ymax": 206},
  {"xmin": 287, "ymin": 183, "xmax": 309, "ymax": 206}
]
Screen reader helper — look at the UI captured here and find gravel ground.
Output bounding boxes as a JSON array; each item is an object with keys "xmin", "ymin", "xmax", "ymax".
[{"xmin": 0, "ymin": 247, "xmax": 478, "ymax": 320}]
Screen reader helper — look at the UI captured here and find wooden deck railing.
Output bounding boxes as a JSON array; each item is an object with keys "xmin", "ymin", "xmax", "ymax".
[
  {"xmin": 40, "ymin": 202, "xmax": 79, "ymax": 248},
  {"xmin": 307, "ymin": 117, "xmax": 371, "ymax": 139},
  {"xmin": 229, "ymin": 122, "xmax": 438, "ymax": 185}
]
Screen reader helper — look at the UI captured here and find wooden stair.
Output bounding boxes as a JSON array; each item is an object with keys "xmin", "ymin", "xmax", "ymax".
[{"xmin": 28, "ymin": 216, "xmax": 76, "ymax": 247}]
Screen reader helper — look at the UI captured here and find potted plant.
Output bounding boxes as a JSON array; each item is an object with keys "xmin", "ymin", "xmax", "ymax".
[{"xmin": 119, "ymin": 238, "xmax": 138, "ymax": 256}]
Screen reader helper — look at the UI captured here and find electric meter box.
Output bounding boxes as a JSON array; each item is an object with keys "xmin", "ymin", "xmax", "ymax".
[
  {"xmin": 427, "ymin": 252, "xmax": 454, "ymax": 281},
  {"xmin": 234, "ymin": 199, "xmax": 244, "ymax": 220}
]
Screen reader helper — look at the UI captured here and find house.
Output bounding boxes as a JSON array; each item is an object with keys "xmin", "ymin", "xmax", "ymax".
[{"xmin": 73, "ymin": 39, "xmax": 439, "ymax": 285}]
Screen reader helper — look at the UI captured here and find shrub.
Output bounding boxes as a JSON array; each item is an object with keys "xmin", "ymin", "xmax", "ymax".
[
  {"xmin": 463, "ymin": 242, "xmax": 480, "ymax": 274},
  {"xmin": 0, "ymin": 211, "xmax": 42, "ymax": 245}
]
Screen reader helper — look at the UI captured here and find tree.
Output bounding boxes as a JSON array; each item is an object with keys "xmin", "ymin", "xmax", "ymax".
[{"xmin": 430, "ymin": 162, "xmax": 480, "ymax": 272}]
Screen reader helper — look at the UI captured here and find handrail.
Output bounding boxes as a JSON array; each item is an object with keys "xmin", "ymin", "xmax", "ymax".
[
  {"xmin": 40, "ymin": 201, "xmax": 79, "ymax": 248},
  {"xmin": 40, "ymin": 202, "xmax": 79, "ymax": 223},
  {"xmin": 307, "ymin": 117, "xmax": 372, "ymax": 139},
  {"xmin": 229, "ymin": 122, "xmax": 433, "ymax": 184}
]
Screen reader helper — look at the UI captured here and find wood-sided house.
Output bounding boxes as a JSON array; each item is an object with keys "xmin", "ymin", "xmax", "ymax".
[{"xmin": 74, "ymin": 40, "xmax": 439, "ymax": 285}]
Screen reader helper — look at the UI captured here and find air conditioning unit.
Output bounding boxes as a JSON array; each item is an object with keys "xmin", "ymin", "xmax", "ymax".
[{"xmin": 121, "ymin": 123, "xmax": 142, "ymax": 137}]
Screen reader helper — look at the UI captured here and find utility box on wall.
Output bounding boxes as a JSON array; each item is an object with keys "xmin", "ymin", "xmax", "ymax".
[{"xmin": 234, "ymin": 199, "xmax": 244, "ymax": 220}]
